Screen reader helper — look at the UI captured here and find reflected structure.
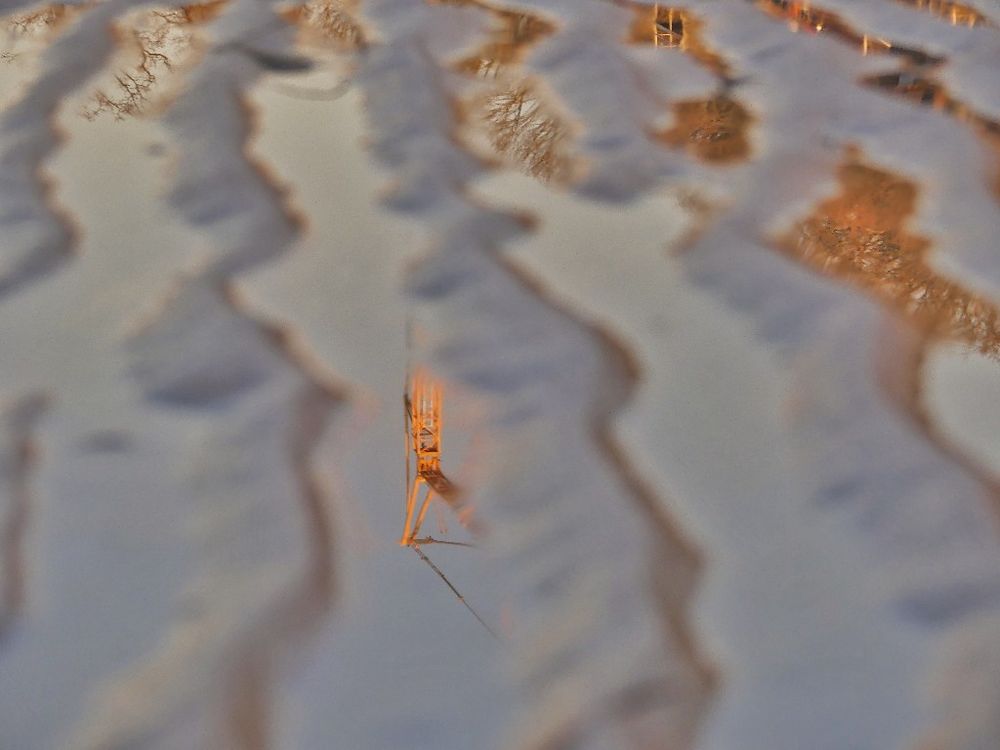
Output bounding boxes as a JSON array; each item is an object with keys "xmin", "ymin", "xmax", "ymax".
[
  {"xmin": 400, "ymin": 368, "xmax": 496, "ymax": 637},
  {"xmin": 400, "ymin": 368, "xmax": 475, "ymax": 548},
  {"xmin": 625, "ymin": 4, "xmax": 729, "ymax": 75}
]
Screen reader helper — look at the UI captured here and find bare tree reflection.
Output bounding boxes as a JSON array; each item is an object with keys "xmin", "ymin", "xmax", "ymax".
[
  {"xmin": 781, "ymin": 157, "xmax": 1000, "ymax": 356},
  {"xmin": 282, "ymin": 0, "xmax": 365, "ymax": 50},
  {"xmin": 84, "ymin": 2, "xmax": 227, "ymax": 119},
  {"xmin": 6, "ymin": 4, "xmax": 75, "ymax": 36}
]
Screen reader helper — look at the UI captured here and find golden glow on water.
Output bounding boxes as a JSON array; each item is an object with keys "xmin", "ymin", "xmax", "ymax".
[{"xmin": 779, "ymin": 157, "xmax": 1000, "ymax": 356}]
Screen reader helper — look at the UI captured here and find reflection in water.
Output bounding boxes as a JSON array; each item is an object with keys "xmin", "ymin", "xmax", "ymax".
[
  {"xmin": 897, "ymin": 0, "xmax": 992, "ymax": 27},
  {"xmin": 401, "ymin": 368, "xmax": 497, "ymax": 637},
  {"xmin": 282, "ymin": 0, "xmax": 365, "ymax": 50},
  {"xmin": 754, "ymin": 0, "xmax": 936, "ymax": 60},
  {"xmin": 455, "ymin": 4, "xmax": 572, "ymax": 182},
  {"xmin": 659, "ymin": 95, "xmax": 752, "ymax": 164},
  {"xmin": 454, "ymin": 3, "xmax": 553, "ymax": 78},
  {"xmin": 629, "ymin": 5, "xmax": 688, "ymax": 48},
  {"xmin": 84, "ymin": 1, "xmax": 227, "ymax": 119},
  {"xmin": 473, "ymin": 87, "xmax": 571, "ymax": 181},
  {"xmin": 779, "ymin": 156, "xmax": 1000, "ymax": 356},
  {"xmin": 865, "ymin": 71, "xmax": 1000, "ymax": 155},
  {"xmin": 624, "ymin": 4, "xmax": 729, "ymax": 76},
  {"xmin": 400, "ymin": 368, "xmax": 475, "ymax": 547},
  {"xmin": 625, "ymin": 6, "xmax": 750, "ymax": 163},
  {"xmin": 6, "ymin": 4, "xmax": 75, "ymax": 36}
]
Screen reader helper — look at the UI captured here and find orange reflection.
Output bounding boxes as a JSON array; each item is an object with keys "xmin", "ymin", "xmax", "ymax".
[
  {"xmin": 658, "ymin": 95, "xmax": 752, "ymax": 164},
  {"xmin": 451, "ymin": 4, "xmax": 570, "ymax": 182},
  {"xmin": 454, "ymin": 4, "xmax": 554, "ymax": 78},
  {"xmin": 401, "ymin": 369, "xmax": 497, "ymax": 637},
  {"xmin": 897, "ymin": 0, "xmax": 991, "ymax": 27},
  {"xmin": 401, "ymin": 368, "xmax": 477, "ymax": 547},
  {"xmin": 624, "ymin": 4, "xmax": 729, "ymax": 76},
  {"xmin": 755, "ymin": 0, "xmax": 937, "ymax": 62},
  {"xmin": 778, "ymin": 155, "xmax": 1000, "ymax": 356}
]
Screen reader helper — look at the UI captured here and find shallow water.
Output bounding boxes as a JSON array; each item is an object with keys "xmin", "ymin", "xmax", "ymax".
[{"xmin": 1, "ymin": 2, "xmax": 999, "ymax": 749}]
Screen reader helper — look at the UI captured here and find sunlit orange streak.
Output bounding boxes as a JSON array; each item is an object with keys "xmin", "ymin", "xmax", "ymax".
[
  {"xmin": 896, "ymin": 0, "xmax": 992, "ymax": 27},
  {"xmin": 753, "ymin": 0, "xmax": 942, "ymax": 62}
]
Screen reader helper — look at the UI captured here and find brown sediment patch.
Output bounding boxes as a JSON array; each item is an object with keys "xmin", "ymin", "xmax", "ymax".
[
  {"xmin": 657, "ymin": 95, "xmax": 753, "ymax": 164},
  {"xmin": 622, "ymin": 4, "xmax": 730, "ymax": 77},
  {"xmin": 754, "ymin": 0, "xmax": 942, "ymax": 63},
  {"xmin": 775, "ymin": 155, "xmax": 1000, "ymax": 357}
]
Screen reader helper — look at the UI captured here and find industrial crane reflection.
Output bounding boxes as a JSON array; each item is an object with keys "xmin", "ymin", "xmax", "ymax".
[{"xmin": 400, "ymin": 367, "xmax": 498, "ymax": 639}]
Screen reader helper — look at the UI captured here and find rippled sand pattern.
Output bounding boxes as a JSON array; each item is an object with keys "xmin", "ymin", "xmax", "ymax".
[{"xmin": 1, "ymin": 1, "xmax": 999, "ymax": 749}]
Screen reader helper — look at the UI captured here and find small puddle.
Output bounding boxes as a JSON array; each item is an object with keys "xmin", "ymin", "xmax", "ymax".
[
  {"xmin": 450, "ymin": 2, "xmax": 571, "ymax": 181},
  {"xmin": 777, "ymin": 155, "xmax": 1000, "ymax": 355},
  {"xmin": 452, "ymin": 1, "xmax": 554, "ymax": 76},
  {"xmin": 657, "ymin": 95, "xmax": 753, "ymax": 164}
]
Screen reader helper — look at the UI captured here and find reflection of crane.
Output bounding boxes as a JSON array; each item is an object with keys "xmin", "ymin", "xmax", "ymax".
[
  {"xmin": 644, "ymin": 3, "xmax": 687, "ymax": 49},
  {"xmin": 400, "ymin": 368, "xmax": 478, "ymax": 547},
  {"xmin": 649, "ymin": 6, "xmax": 688, "ymax": 48},
  {"xmin": 400, "ymin": 367, "xmax": 497, "ymax": 638}
]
